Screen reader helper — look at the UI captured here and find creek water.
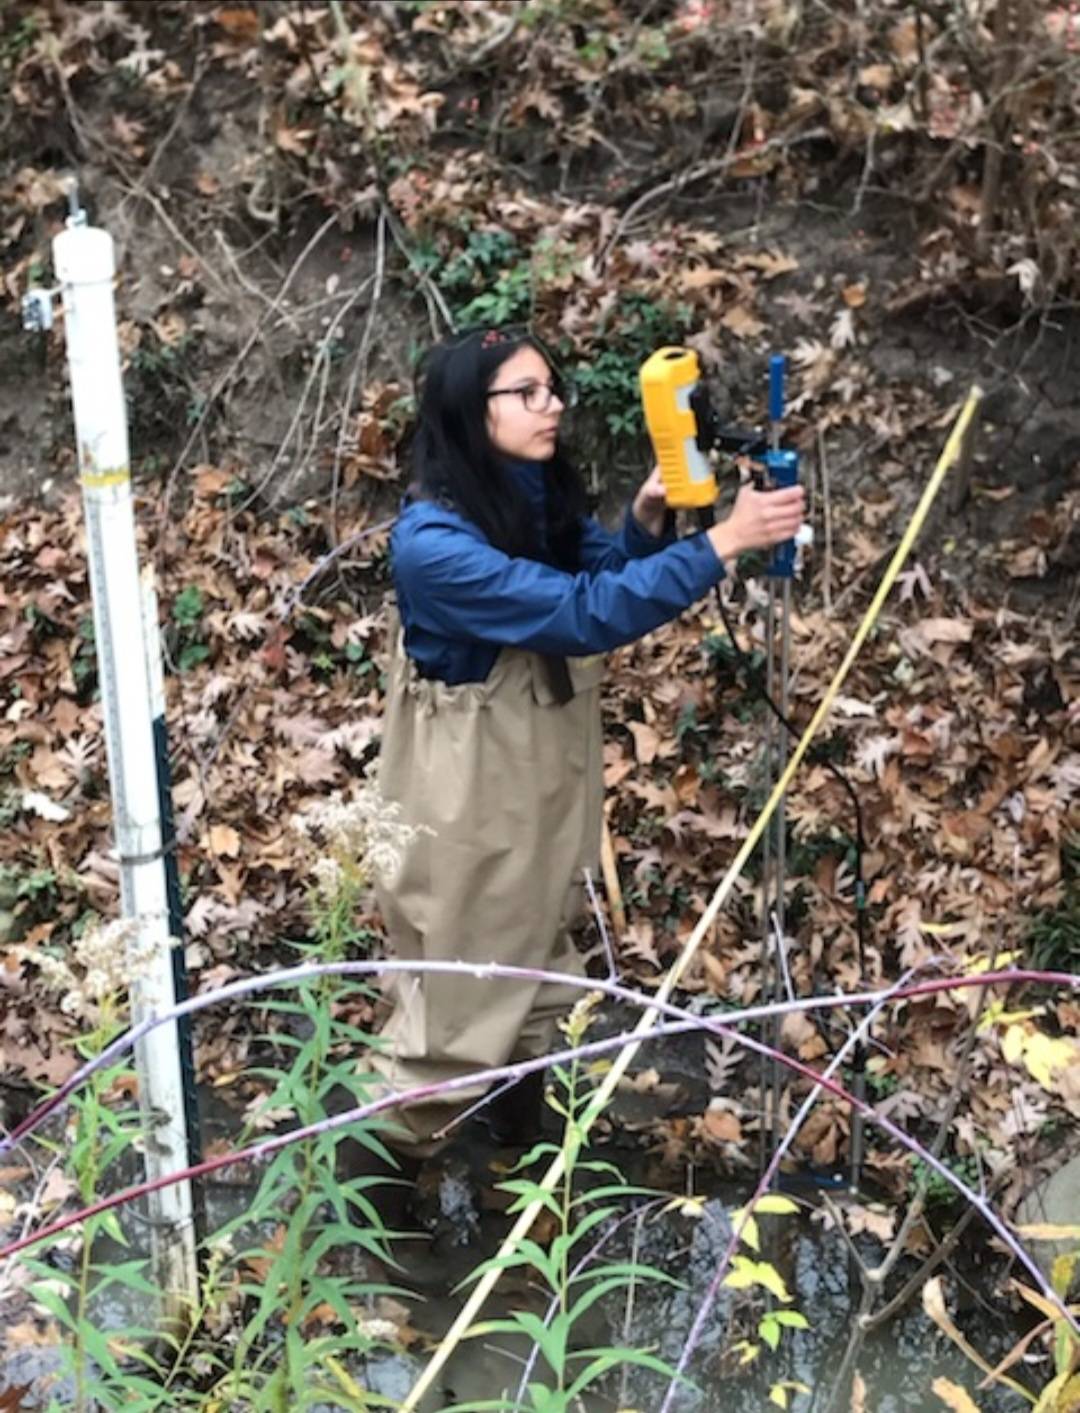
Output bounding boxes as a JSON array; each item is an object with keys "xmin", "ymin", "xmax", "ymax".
[
  {"xmin": 399, "ymin": 1169, "xmax": 1021, "ymax": 1413},
  {"xmin": 1, "ymin": 1087, "xmax": 1032, "ymax": 1412}
]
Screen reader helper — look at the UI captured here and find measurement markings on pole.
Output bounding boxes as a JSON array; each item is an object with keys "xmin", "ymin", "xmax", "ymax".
[{"xmin": 25, "ymin": 184, "xmax": 202, "ymax": 1317}]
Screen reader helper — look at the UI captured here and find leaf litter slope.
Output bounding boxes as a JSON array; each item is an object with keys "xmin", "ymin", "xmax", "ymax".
[{"xmin": 0, "ymin": 0, "xmax": 1078, "ymax": 1389}]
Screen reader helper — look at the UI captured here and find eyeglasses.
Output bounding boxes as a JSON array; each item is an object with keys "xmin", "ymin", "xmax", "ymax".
[{"xmin": 485, "ymin": 379, "xmax": 578, "ymax": 413}]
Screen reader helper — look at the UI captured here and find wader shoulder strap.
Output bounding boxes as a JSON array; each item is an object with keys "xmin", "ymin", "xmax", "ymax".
[{"xmin": 542, "ymin": 655, "xmax": 574, "ymax": 706}]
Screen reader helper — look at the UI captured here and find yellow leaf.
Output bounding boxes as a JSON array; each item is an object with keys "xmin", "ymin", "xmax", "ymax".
[
  {"xmin": 1012, "ymin": 1279, "xmax": 1069, "ymax": 1326},
  {"xmin": 754, "ymin": 1195, "xmax": 799, "ymax": 1215},
  {"xmin": 1002, "ymin": 1025, "xmax": 1026, "ymax": 1064},
  {"xmin": 723, "ymin": 1256, "xmax": 792, "ymax": 1303},
  {"xmin": 770, "ymin": 1386, "xmax": 789, "ymax": 1409},
  {"xmin": 1056, "ymin": 1374, "xmax": 1080, "ymax": 1409},
  {"xmin": 926, "ymin": 1280, "xmax": 1035, "ymax": 1401},
  {"xmin": 1052, "ymin": 1254, "xmax": 1080, "ymax": 1302},
  {"xmin": 932, "ymin": 1376, "xmax": 982, "ymax": 1411},
  {"xmin": 965, "ymin": 950, "xmax": 1021, "ymax": 973},
  {"xmin": 1023, "ymin": 1034, "xmax": 1076, "ymax": 1090},
  {"xmin": 662, "ymin": 1194, "xmax": 707, "ymax": 1219},
  {"xmin": 1033, "ymin": 1370, "xmax": 1070, "ymax": 1413}
]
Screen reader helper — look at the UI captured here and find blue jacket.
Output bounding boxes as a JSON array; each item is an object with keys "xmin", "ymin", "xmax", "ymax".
[{"xmin": 391, "ymin": 460, "xmax": 725, "ymax": 685}]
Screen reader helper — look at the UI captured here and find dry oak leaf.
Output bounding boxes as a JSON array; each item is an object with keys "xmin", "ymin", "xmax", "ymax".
[
  {"xmin": 700, "ymin": 1107, "xmax": 742, "ymax": 1145},
  {"xmin": 850, "ymin": 1372, "xmax": 867, "ymax": 1412},
  {"xmin": 275, "ymin": 124, "xmax": 316, "ymax": 155},
  {"xmin": 938, "ymin": 811, "xmax": 990, "ymax": 857},
  {"xmin": 733, "ymin": 250, "xmax": 799, "ymax": 279},
  {"xmin": 781, "ymin": 1009, "xmax": 828, "ymax": 1061},
  {"xmin": 796, "ymin": 1107, "xmax": 841, "ymax": 1165},
  {"xmin": 844, "ymin": 1202, "xmax": 896, "ymax": 1242},
  {"xmin": 206, "ymin": 824, "xmax": 241, "ymax": 858},
  {"xmin": 215, "ymin": 7, "xmax": 261, "ymax": 42},
  {"xmin": 4, "ymin": 1320, "xmax": 58, "ymax": 1347},
  {"xmin": 626, "ymin": 720, "xmax": 662, "ymax": 766},
  {"xmin": 679, "ymin": 266, "xmax": 728, "ymax": 291},
  {"xmin": 626, "ymin": 778, "xmax": 678, "ymax": 813},
  {"xmin": 192, "ymin": 465, "xmax": 234, "ymax": 497},
  {"xmin": 931, "ymin": 1377, "xmax": 981, "ymax": 1412},
  {"xmin": 842, "ymin": 282, "xmax": 869, "ymax": 307},
  {"xmin": 830, "ymin": 308, "xmax": 856, "ymax": 349},
  {"xmin": 721, "ymin": 304, "xmax": 765, "ymax": 340}
]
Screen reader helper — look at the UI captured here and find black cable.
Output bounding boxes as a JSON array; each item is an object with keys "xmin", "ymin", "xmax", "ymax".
[{"xmin": 696, "ymin": 506, "xmax": 871, "ymax": 1186}]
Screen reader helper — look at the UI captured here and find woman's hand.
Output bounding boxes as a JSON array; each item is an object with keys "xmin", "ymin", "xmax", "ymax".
[
  {"xmin": 707, "ymin": 482, "xmax": 806, "ymax": 568},
  {"xmin": 631, "ymin": 465, "xmax": 669, "ymax": 539}
]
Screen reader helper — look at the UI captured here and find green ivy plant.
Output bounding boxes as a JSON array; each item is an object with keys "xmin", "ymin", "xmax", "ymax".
[{"xmin": 171, "ymin": 585, "xmax": 210, "ymax": 673}]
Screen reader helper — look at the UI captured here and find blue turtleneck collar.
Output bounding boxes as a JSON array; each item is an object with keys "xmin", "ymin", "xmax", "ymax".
[{"xmin": 506, "ymin": 457, "xmax": 547, "ymax": 519}]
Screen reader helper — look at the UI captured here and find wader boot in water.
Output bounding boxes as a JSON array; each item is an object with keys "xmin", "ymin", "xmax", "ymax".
[
  {"xmin": 483, "ymin": 1070, "xmax": 546, "ymax": 1148},
  {"xmin": 369, "ymin": 609, "xmax": 604, "ymax": 1159}
]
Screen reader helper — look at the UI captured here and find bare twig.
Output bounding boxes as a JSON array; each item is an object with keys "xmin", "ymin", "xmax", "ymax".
[
  {"xmin": 229, "ymin": 274, "xmax": 376, "ymax": 513},
  {"xmin": 158, "ymin": 207, "xmax": 355, "ymax": 532},
  {"xmin": 583, "ymin": 865, "xmax": 620, "ymax": 981},
  {"xmin": 381, "ymin": 199, "xmax": 455, "ymax": 336},
  {"xmin": 329, "ymin": 209, "xmax": 388, "ymax": 546},
  {"xmin": 214, "ymin": 229, "xmax": 302, "ymax": 338},
  {"xmin": 818, "ymin": 425, "xmax": 834, "ymax": 614},
  {"xmin": 975, "ymin": 0, "xmax": 1015, "ymax": 261},
  {"xmin": 7, "ymin": 963, "xmax": 1078, "ymax": 1348},
  {"xmin": 852, "ymin": 124, "xmax": 877, "ymax": 217},
  {"xmin": 599, "ymin": 818, "xmax": 627, "ymax": 940},
  {"xmin": 822, "ymin": 948, "xmax": 1001, "ymax": 1412},
  {"xmin": 864, "ymin": 1196, "xmax": 985, "ymax": 1331},
  {"xmin": 597, "ymin": 127, "xmax": 830, "ymax": 271},
  {"xmin": 657, "ymin": 974, "xmax": 913, "ymax": 1413}
]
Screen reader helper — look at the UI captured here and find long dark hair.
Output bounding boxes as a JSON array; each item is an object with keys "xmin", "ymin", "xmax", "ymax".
[{"xmin": 408, "ymin": 327, "xmax": 586, "ymax": 571}]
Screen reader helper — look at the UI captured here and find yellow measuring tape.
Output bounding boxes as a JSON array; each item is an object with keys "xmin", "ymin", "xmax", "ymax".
[{"xmin": 401, "ymin": 386, "xmax": 983, "ymax": 1410}]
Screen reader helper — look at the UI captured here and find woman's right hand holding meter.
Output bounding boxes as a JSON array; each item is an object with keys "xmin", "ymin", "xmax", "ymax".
[{"xmin": 706, "ymin": 482, "xmax": 806, "ymax": 569}]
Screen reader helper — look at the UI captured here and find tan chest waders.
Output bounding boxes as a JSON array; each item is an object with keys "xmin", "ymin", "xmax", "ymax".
[{"xmin": 369, "ymin": 612, "xmax": 604, "ymax": 1155}]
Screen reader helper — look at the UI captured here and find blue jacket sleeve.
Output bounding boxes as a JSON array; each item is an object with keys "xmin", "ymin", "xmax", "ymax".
[
  {"xmin": 392, "ymin": 504, "xmax": 724, "ymax": 658},
  {"xmin": 577, "ymin": 507, "xmax": 677, "ymax": 575}
]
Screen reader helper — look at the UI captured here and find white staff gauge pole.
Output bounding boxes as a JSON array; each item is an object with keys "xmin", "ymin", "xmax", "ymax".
[{"xmin": 27, "ymin": 190, "xmax": 200, "ymax": 1317}]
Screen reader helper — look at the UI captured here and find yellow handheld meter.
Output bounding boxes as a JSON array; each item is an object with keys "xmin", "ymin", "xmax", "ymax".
[{"xmin": 639, "ymin": 347, "xmax": 717, "ymax": 510}]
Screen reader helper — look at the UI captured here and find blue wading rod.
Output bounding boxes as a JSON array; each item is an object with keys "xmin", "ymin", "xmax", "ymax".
[{"xmin": 760, "ymin": 355, "xmax": 799, "ymax": 1178}]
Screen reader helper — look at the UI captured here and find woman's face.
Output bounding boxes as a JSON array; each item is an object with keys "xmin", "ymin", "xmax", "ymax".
[{"xmin": 484, "ymin": 345, "xmax": 566, "ymax": 462}]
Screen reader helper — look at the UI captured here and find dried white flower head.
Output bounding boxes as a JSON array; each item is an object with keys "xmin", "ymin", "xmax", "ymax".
[
  {"xmin": 294, "ymin": 781, "xmax": 429, "ymax": 889},
  {"xmin": 18, "ymin": 917, "xmax": 145, "ymax": 1024},
  {"xmin": 559, "ymin": 989, "xmax": 605, "ymax": 1044},
  {"xmin": 311, "ymin": 855, "xmax": 344, "ymax": 907},
  {"xmin": 354, "ymin": 1317, "xmax": 399, "ymax": 1343}
]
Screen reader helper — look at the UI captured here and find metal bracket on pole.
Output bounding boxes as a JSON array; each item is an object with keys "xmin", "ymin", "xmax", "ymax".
[{"xmin": 27, "ymin": 189, "xmax": 201, "ymax": 1320}]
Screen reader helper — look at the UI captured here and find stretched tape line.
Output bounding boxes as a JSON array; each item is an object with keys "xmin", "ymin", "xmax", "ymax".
[{"xmin": 402, "ymin": 386, "xmax": 984, "ymax": 1410}]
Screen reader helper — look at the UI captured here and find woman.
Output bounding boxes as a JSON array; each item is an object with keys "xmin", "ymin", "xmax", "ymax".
[{"xmin": 368, "ymin": 325, "xmax": 804, "ymax": 1174}]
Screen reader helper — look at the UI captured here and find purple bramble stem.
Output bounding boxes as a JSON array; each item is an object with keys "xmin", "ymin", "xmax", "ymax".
[
  {"xmin": 2, "ymin": 971, "xmax": 1076, "ymax": 1343},
  {"xmin": 0, "ymin": 1021, "xmax": 707, "ymax": 1263},
  {"xmin": 656, "ymin": 974, "xmax": 915, "ymax": 1413},
  {"xmin": 4, "ymin": 966, "xmax": 1074, "ymax": 1339},
  {"xmin": 4, "ymin": 960, "xmax": 1076, "ymax": 1163}
]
